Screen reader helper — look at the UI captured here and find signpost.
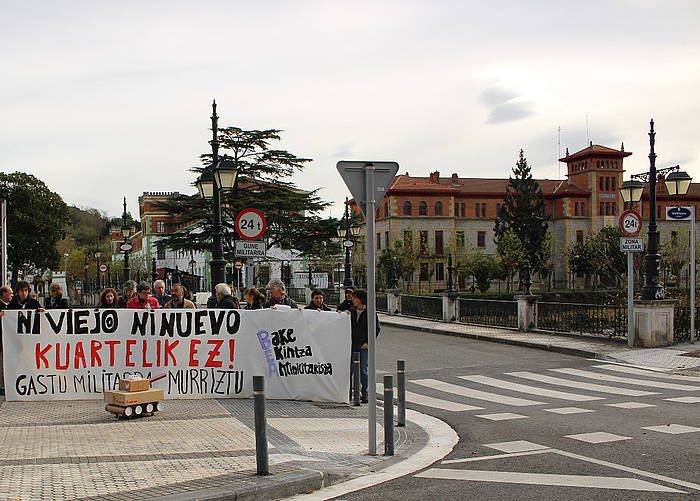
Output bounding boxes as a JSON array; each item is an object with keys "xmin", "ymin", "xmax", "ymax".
[
  {"xmin": 619, "ymin": 208, "xmax": 644, "ymax": 348},
  {"xmin": 98, "ymin": 263, "xmax": 109, "ymax": 274},
  {"xmin": 235, "ymin": 208, "xmax": 267, "ymax": 241},
  {"xmin": 337, "ymin": 160, "xmax": 399, "ymax": 455},
  {"xmin": 666, "ymin": 206, "xmax": 696, "ymax": 343},
  {"xmin": 234, "ymin": 240, "xmax": 266, "ymax": 258}
]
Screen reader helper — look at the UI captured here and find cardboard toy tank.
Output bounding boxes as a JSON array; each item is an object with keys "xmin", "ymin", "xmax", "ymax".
[{"xmin": 104, "ymin": 374, "xmax": 165, "ymax": 419}]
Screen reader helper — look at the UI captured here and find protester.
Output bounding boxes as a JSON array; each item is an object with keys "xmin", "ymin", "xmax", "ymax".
[
  {"xmin": 44, "ymin": 283, "xmax": 68, "ymax": 309},
  {"xmin": 304, "ymin": 288, "xmax": 332, "ymax": 311},
  {"xmin": 153, "ymin": 279, "xmax": 171, "ymax": 307},
  {"xmin": 164, "ymin": 283, "xmax": 196, "ymax": 309},
  {"xmin": 127, "ymin": 282, "xmax": 160, "ymax": 309},
  {"xmin": 98, "ymin": 288, "xmax": 119, "ymax": 308},
  {"xmin": 243, "ymin": 287, "xmax": 265, "ymax": 310},
  {"xmin": 213, "ymin": 283, "xmax": 238, "ymax": 309},
  {"xmin": 263, "ymin": 279, "xmax": 298, "ymax": 309},
  {"xmin": 336, "ymin": 286, "xmax": 355, "ymax": 312},
  {"xmin": 0, "ymin": 285, "xmax": 12, "ymax": 396},
  {"xmin": 349, "ymin": 288, "xmax": 380, "ymax": 403},
  {"xmin": 8, "ymin": 281, "xmax": 42, "ymax": 310},
  {"xmin": 117, "ymin": 280, "xmax": 136, "ymax": 308}
]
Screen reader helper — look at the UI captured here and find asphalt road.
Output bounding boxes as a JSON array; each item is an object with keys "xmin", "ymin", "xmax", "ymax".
[{"xmin": 336, "ymin": 325, "xmax": 700, "ymax": 501}]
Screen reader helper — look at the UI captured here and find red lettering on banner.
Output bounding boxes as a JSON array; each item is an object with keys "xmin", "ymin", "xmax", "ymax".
[
  {"xmin": 56, "ymin": 343, "xmax": 70, "ymax": 370},
  {"xmin": 205, "ymin": 339, "xmax": 223, "ymax": 368},
  {"xmin": 125, "ymin": 339, "xmax": 136, "ymax": 367},
  {"xmin": 90, "ymin": 340, "xmax": 103, "ymax": 366},
  {"xmin": 229, "ymin": 339, "xmax": 235, "ymax": 369},
  {"xmin": 189, "ymin": 339, "xmax": 201, "ymax": 367},
  {"xmin": 164, "ymin": 339, "xmax": 179, "ymax": 366},
  {"xmin": 35, "ymin": 343, "xmax": 51, "ymax": 369},
  {"xmin": 104, "ymin": 340, "xmax": 119, "ymax": 366},
  {"xmin": 73, "ymin": 342, "xmax": 87, "ymax": 369},
  {"xmin": 141, "ymin": 340, "xmax": 153, "ymax": 368}
]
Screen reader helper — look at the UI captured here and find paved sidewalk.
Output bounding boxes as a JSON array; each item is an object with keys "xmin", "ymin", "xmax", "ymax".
[
  {"xmin": 0, "ymin": 397, "xmax": 429, "ymax": 501},
  {"xmin": 380, "ymin": 313, "xmax": 700, "ymax": 372}
]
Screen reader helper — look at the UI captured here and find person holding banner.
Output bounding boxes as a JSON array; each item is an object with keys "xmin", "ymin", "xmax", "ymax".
[
  {"xmin": 44, "ymin": 283, "xmax": 68, "ymax": 310},
  {"xmin": 0, "ymin": 284, "xmax": 12, "ymax": 396},
  {"xmin": 127, "ymin": 282, "xmax": 160, "ymax": 309},
  {"xmin": 98, "ymin": 288, "xmax": 119, "ymax": 308},
  {"xmin": 305, "ymin": 289, "xmax": 332, "ymax": 311},
  {"xmin": 164, "ymin": 283, "xmax": 196, "ymax": 309},
  {"xmin": 350, "ymin": 288, "xmax": 380, "ymax": 403},
  {"xmin": 213, "ymin": 283, "xmax": 239, "ymax": 309},
  {"xmin": 263, "ymin": 279, "xmax": 298, "ymax": 309},
  {"xmin": 117, "ymin": 280, "xmax": 136, "ymax": 308},
  {"xmin": 8, "ymin": 281, "xmax": 42, "ymax": 310}
]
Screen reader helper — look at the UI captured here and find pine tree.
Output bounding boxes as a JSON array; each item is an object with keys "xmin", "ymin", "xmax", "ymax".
[{"xmin": 494, "ymin": 149, "xmax": 550, "ymax": 272}]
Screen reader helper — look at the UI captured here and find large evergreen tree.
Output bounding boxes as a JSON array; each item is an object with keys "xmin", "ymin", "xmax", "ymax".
[
  {"xmin": 494, "ymin": 149, "xmax": 550, "ymax": 272},
  {"xmin": 155, "ymin": 127, "xmax": 340, "ymax": 258}
]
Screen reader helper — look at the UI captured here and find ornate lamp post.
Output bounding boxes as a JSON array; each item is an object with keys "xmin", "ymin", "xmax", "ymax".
[
  {"xmin": 195, "ymin": 101, "xmax": 238, "ymax": 305},
  {"xmin": 619, "ymin": 120, "xmax": 686, "ymax": 300},
  {"xmin": 337, "ymin": 197, "xmax": 361, "ymax": 287},
  {"xmin": 121, "ymin": 197, "xmax": 131, "ymax": 283}
]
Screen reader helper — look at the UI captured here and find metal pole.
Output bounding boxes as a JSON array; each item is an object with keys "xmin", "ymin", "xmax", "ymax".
[
  {"xmin": 691, "ymin": 205, "xmax": 696, "ymax": 343},
  {"xmin": 343, "ymin": 197, "xmax": 353, "ymax": 287},
  {"xmin": 642, "ymin": 119, "xmax": 663, "ymax": 300},
  {"xmin": 627, "ymin": 251, "xmax": 634, "ymax": 348},
  {"xmin": 1, "ymin": 199, "xmax": 6, "ymax": 284},
  {"xmin": 383, "ymin": 374, "xmax": 394, "ymax": 456},
  {"xmin": 253, "ymin": 376, "xmax": 269, "ymax": 475},
  {"xmin": 209, "ymin": 100, "xmax": 227, "ymax": 298},
  {"xmin": 365, "ymin": 162, "xmax": 378, "ymax": 456},
  {"xmin": 397, "ymin": 360, "xmax": 406, "ymax": 427},
  {"xmin": 352, "ymin": 351, "xmax": 361, "ymax": 406}
]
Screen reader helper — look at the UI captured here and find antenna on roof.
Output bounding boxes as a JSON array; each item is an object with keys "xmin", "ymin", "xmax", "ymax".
[
  {"xmin": 585, "ymin": 114, "xmax": 590, "ymax": 146},
  {"xmin": 557, "ymin": 126, "xmax": 561, "ymax": 179}
]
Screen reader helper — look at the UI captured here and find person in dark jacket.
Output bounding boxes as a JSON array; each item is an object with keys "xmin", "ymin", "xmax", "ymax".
[
  {"xmin": 214, "ymin": 283, "xmax": 239, "ymax": 309},
  {"xmin": 349, "ymin": 288, "xmax": 380, "ymax": 403},
  {"xmin": 263, "ymin": 279, "xmax": 298, "ymax": 309},
  {"xmin": 8, "ymin": 281, "xmax": 42, "ymax": 310},
  {"xmin": 336, "ymin": 286, "xmax": 354, "ymax": 312},
  {"xmin": 44, "ymin": 283, "xmax": 69, "ymax": 309},
  {"xmin": 243, "ymin": 287, "xmax": 265, "ymax": 310},
  {"xmin": 304, "ymin": 289, "xmax": 332, "ymax": 311},
  {"xmin": 117, "ymin": 281, "xmax": 136, "ymax": 308}
]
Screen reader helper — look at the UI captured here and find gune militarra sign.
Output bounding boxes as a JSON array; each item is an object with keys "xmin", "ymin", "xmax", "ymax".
[{"xmin": 1, "ymin": 308, "xmax": 350, "ymax": 403}]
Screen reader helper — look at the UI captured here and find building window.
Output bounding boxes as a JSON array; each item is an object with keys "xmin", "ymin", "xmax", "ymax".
[
  {"xmin": 605, "ymin": 177, "xmax": 610, "ymax": 191},
  {"xmin": 403, "ymin": 201, "xmax": 412, "ymax": 216},
  {"xmin": 385, "ymin": 231, "xmax": 390, "ymax": 248},
  {"xmin": 435, "ymin": 262, "xmax": 445, "ymax": 281},
  {"xmin": 403, "ymin": 230, "xmax": 412, "ymax": 249},
  {"xmin": 475, "ymin": 203, "xmax": 480, "ymax": 217},
  {"xmin": 419, "ymin": 231, "xmax": 428, "ymax": 254},
  {"xmin": 156, "ymin": 221, "xmax": 165, "ymax": 233},
  {"xmin": 456, "ymin": 231, "xmax": 465, "ymax": 249},
  {"xmin": 600, "ymin": 202, "xmax": 605, "ymax": 215},
  {"xmin": 460, "ymin": 202, "xmax": 466, "ymax": 217},
  {"xmin": 599, "ymin": 177, "xmax": 604, "ymax": 191},
  {"xmin": 657, "ymin": 205, "xmax": 663, "ymax": 219},
  {"xmin": 419, "ymin": 201, "xmax": 428, "ymax": 216},
  {"xmin": 611, "ymin": 202, "xmax": 617, "ymax": 215},
  {"xmin": 576, "ymin": 230, "xmax": 584, "ymax": 244},
  {"xmin": 376, "ymin": 233, "xmax": 381, "ymax": 250},
  {"xmin": 435, "ymin": 230, "xmax": 443, "ymax": 255},
  {"xmin": 671, "ymin": 230, "xmax": 678, "ymax": 243},
  {"xmin": 496, "ymin": 203, "xmax": 502, "ymax": 217},
  {"xmin": 477, "ymin": 231, "xmax": 486, "ymax": 248},
  {"xmin": 157, "ymin": 243, "xmax": 166, "ymax": 260},
  {"xmin": 481, "ymin": 203, "xmax": 486, "ymax": 218},
  {"xmin": 435, "ymin": 201, "xmax": 443, "ymax": 216},
  {"xmin": 475, "ymin": 203, "xmax": 486, "ymax": 218},
  {"xmin": 419, "ymin": 263, "xmax": 429, "ymax": 281},
  {"xmin": 611, "ymin": 177, "xmax": 616, "ymax": 190}
]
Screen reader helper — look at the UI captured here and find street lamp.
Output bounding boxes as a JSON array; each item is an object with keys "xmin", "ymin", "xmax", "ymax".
[
  {"xmin": 194, "ymin": 100, "xmax": 239, "ymax": 305},
  {"xmin": 121, "ymin": 197, "xmax": 131, "ymax": 283},
  {"xmin": 337, "ymin": 197, "xmax": 361, "ymax": 287},
  {"xmin": 618, "ymin": 120, "xmax": 688, "ymax": 300}
]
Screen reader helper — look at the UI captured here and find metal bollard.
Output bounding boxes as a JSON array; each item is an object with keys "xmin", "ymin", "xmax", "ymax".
[
  {"xmin": 253, "ymin": 376, "xmax": 269, "ymax": 475},
  {"xmin": 383, "ymin": 374, "xmax": 394, "ymax": 456},
  {"xmin": 352, "ymin": 352, "xmax": 361, "ymax": 406},
  {"xmin": 397, "ymin": 360, "xmax": 406, "ymax": 427}
]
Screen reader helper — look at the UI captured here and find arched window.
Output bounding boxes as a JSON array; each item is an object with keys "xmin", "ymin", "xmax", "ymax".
[
  {"xmin": 435, "ymin": 201, "xmax": 443, "ymax": 216},
  {"xmin": 403, "ymin": 201, "xmax": 412, "ymax": 216},
  {"xmin": 419, "ymin": 201, "xmax": 428, "ymax": 216}
]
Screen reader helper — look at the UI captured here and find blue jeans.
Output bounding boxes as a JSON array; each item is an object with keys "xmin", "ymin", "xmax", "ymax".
[{"xmin": 350, "ymin": 348, "xmax": 369, "ymax": 394}]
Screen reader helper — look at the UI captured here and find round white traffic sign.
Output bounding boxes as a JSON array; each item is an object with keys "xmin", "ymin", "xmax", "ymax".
[
  {"xmin": 235, "ymin": 208, "xmax": 267, "ymax": 241},
  {"xmin": 619, "ymin": 208, "xmax": 642, "ymax": 237},
  {"xmin": 98, "ymin": 263, "xmax": 109, "ymax": 273},
  {"xmin": 233, "ymin": 260, "xmax": 244, "ymax": 270}
]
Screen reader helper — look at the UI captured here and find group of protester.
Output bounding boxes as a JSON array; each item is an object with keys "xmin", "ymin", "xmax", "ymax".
[{"xmin": 0, "ymin": 279, "xmax": 379, "ymax": 402}]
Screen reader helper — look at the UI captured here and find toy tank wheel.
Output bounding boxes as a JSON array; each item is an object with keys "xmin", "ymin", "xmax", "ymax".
[
  {"xmin": 124, "ymin": 406, "xmax": 134, "ymax": 417},
  {"xmin": 145, "ymin": 403, "xmax": 154, "ymax": 414},
  {"xmin": 156, "ymin": 402, "xmax": 164, "ymax": 412},
  {"xmin": 134, "ymin": 405, "xmax": 143, "ymax": 416}
]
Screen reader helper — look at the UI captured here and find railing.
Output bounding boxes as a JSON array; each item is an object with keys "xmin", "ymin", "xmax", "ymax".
[
  {"xmin": 287, "ymin": 287, "xmax": 307, "ymax": 304},
  {"xmin": 376, "ymin": 292, "xmax": 388, "ymax": 313},
  {"xmin": 323, "ymin": 289, "xmax": 340, "ymax": 307},
  {"xmin": 538, "ymin": 302, "xmax": 627, "ymax": 337},
  {"xmin": 672, "ymin": 306, "xmax": 698, "ymax": 343},
  {"xmin": 458, "ymin": 299, "xmax": 518, "ymax": 328},
  {"xmin": 400, "ymin": 294, "xmax": 442, "ymax": 320}
]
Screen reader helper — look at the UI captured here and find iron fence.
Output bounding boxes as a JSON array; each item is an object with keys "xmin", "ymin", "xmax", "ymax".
[
  {"xmin": 323, "ymin": 289, "xmax": 341, "ymax": 307},
  {"xmin": 458, "ymin": 299, "xmax": 518, "ymax": 328},
  {"xmin": 400, "ymin": 294, "xmax": 442, "ymax": 320},
  {"xmin": 537, "ymin": 302, "xmax": 627, "ymax": 337},
  {"xmin": 376, "ymin": 292, "xmax": 388, "ymax": 313},
  {"xmin": 287, "ymin": 287, "xmax": 307, "ymax": 304},
  {"xmin": 672, "ymin": 306, "xmax": 698, "ymax": 343}
]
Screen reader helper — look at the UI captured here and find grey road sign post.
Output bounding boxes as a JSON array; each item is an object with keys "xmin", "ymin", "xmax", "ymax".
[{"xmin": 337, "ymin": 160, "xmax": 399, "ymax": 456}]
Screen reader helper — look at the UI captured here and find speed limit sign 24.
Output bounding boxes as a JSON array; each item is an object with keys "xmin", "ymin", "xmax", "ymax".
[{"xmin": 619, "ymin": 208, "xmax": 642, "ymax": 237}]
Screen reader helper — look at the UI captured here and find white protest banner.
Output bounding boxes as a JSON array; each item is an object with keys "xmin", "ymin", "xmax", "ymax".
[{"xmin": 1, "ymin": 308, "xmax": 350, "ymax": 403}]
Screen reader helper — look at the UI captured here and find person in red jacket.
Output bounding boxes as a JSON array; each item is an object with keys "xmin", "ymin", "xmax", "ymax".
[{"xmin": 127, "ymin": 282, "xmax": 160, "ymax": 309}]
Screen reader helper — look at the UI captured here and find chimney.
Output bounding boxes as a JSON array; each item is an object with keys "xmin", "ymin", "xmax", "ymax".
[{"xmin": 429, "ymin": 171, "xmax": 440, "ymax": 183}]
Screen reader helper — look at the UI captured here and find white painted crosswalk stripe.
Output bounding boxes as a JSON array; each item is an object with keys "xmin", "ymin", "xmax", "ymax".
[
  {"xmin": 544, "ymin": 407, "xmax": 594, "ymax": 414},
  {"xmin": 458, "ymin": 375, "xmax": 604, "ymax": 401},
  {"xmin": 604, "ymin": 402, "xmax": 656, "ymax": 409},
  {"xmin": 593, "ymin": 364, "xmax": 700, "ymax": 382},
  {"xmin": 565, "ymin": 432, "xmax": 632, "ymax": 444},
  {"xmin": 641, "ymin": 424, "xmax": 700, "ymax": 435},
  {"xmin": 411, "ymin": 378, "xmax": 545, "ymax": 406},
  {"xmin": 374, "ymin": 384, "xmax": 483, "ymax": 412},
  {"xmin": 476, "ymin": 412, "xmax": 528, "ymax": 421},
  {"xmin": 506, "ymin": 371, "xmax": 658, "ymax": 396},
  {"xmin": 551, "ymin": 368, "xmax": 700, "ymax": 391},
  {"xmin": 665, "ymin": 396, "xmax": 700, "ymax": 403}
]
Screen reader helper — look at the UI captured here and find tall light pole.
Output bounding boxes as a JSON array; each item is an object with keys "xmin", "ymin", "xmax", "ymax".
[
  {"xmin": 195, "ymin": 100, "xmax": 238, "ymax": 306},
  {"xmin": 337, "ymin": 197, "xmax": 360, "ymax": 287},
  {"xmin": 121, "ymin": 197, "xmax": 131, "ymax": 283}
]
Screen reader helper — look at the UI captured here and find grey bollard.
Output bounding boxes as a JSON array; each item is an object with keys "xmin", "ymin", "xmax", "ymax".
[
  {"xmin": 352, "ymin": 352, "xmax": 361, "ymax": 406},
  {"xmin": 383, "ymin": 374, "xmax": 394, "ymax": 456},
  {"xmin": 253, "ymin": 376, "xmax": 269, "ymax": 475},
  {"xmin": 397, "ymin": 360, "xmax": 406, "ymax": 427}
]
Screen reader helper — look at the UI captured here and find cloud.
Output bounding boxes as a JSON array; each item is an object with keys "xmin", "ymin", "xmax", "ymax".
[
  {"xmin": 486, "ymin": 101, "xmax": 535, "ymax": 124},
  {"xmin": 478, "ymin": 85, "xmax": 519, "ymax": 107}
]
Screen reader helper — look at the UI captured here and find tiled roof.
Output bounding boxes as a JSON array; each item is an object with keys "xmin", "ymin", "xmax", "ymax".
[
  {"xmin": 559, "ymin": 144, "xmax": 632, "ymax": 162},
  {"xmin": 388, "ymin": 175, "xmax": 587, "ymax": 196}
]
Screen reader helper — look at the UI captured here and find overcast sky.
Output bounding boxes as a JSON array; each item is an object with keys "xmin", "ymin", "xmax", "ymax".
[{"xmin": 2, "ymin": 0, "xmax": 699, "ymax": 219}]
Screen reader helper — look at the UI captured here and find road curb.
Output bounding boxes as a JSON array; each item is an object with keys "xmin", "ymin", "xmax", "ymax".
[{"xmin": 380, "ymin": 318, "xmax": 608, "ymax": 359}]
